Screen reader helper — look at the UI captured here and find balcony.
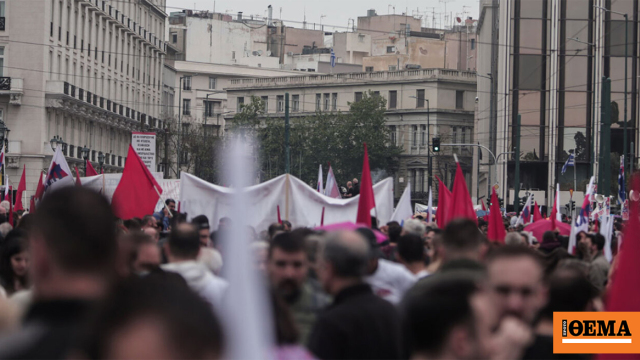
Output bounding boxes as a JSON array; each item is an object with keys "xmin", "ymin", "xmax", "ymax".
[
  {"xmin": 0, "ymin": 17, "xmax": 5, "ymax": 31},
  {"xmin": 0, "ymin": 78, "xmax": 24, "ymax": 105}
]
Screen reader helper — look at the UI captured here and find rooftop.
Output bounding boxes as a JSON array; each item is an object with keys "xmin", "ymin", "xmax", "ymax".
[{"xmin": 226, "ymin": 68, "xmax": 477, "ymax": 89}]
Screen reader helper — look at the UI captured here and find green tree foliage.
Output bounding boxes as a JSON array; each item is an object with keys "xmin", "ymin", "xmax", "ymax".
[{"xmin": 229, "ymin": 91, "xmax": 402, "ymax": 186}]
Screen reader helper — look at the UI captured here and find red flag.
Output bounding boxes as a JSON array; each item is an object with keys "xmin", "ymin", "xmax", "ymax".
[
  {"xmin": 277, "ymin": 205, "xmax": 282, "ymax": 224},
  {"xmin": 356, "ymin": 143, "xmax": 376, "ymax": 227},
  {"xmin": 8, "ymin": 186, "xmax": 13, "ymax": 226},
  {"xmin": 29, "ymin": 196, "xmax": 36, "ymax": 213},
  {"xmin": 86, "ymin": 160, "xmax": 99, "ymax": 176},
  {"xmin": 74, "ymin": 166, "xmax": 82, "ymax": 186},
  {"xmin": 533, "ymin": 201, "xmax": 543, "ymax": 222},
  {"xmin": 487, "ymin": 189, "xmax": 506, "ymax": 243},
  {"xmin": 14, "ymin": 165, "xmax": 26, "ymax": 211},
  {"xmin": 111, "ymin": 145, "xmax": 162, "ymax": 220},
  {"xmin": 447, "ymin": 162, "xmax": 477, "ymax": 225},
  {"xmin": 550, "ymin": 191, "xmax": 558, "ymax": 230},
  {"xmin": 435, "ymin": 176, "xmax": 451, "ymax": 228},
  {"xmin": 321, "ymin": 206, "xmax": 325, "ymax": 226},
  {"xmin": 597, "ymin": 175, "xmax": 640, "ymax": 360},
  {"xmin": 34, "ymin": 171, "xmax": 45, "ymax": 201}
]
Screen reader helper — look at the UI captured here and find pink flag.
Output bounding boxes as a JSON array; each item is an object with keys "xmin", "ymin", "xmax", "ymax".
[{"xmin": 324, "ymin": 164, "xmax": 341, "ymax": 199}]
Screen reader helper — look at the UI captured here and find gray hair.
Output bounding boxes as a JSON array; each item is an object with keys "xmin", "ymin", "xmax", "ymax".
[
  {"xmin": 0, "ymin": 222, "xmax": 13, "ymax": 238},
  {"xmin": 322, "ymin": 231, "xmax": 370, "ymax": 278},
  {"xmin": 505, "ymin": 232, "xmax": 523, "ymax": 246},
  {"xmin": 403, "ymin": 219, "xmax": 426, "ymax": 237}
]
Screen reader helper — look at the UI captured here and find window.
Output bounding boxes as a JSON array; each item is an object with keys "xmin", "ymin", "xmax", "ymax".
[
  {"xmin": 452, "ymin": 126, "xmax": 458, "ymax": 143},
  {"xmin": 237, "ymin": 97, "xmax": 244, "ymax": 112},
  {"xmin": 0, "ymin": 2, "xmax": 6, "ymax": 30},
  {"xmin": 209, "ymin": 77, "xmax": 216, "ymax": 89},
  {"xmin": 292, "ymin": 95, "xmax": 300, "ymax": 111},
  {"xmin": 373, "ymin": 91, "xmax": 380, "ymax": 97},
  {"xmin": 456, "ymin": 91, "xmax": 464, "ymax": 109},
  {"xmin": 277, "ymin": 95, "xmax": 284, "ymax": 112},
  {"xmin": 412, "ymin": 125, "xmax": 418, "ymax": 147},
  {"xmin": 421, "ymin": 125, "xmax": 426, "ymax": 146},
  {"xmin": 323, "ymin": 93, "xmax": 330, "ymax": 111},
  {"xmin": 316, "ymin": 94, "xmax": 321, "ymax": 111},
  {"xmin": 387, "ymin": 46, "xmax": 396, "ymax": 53},
  {"xmin": 331, "ymin": 93, "xmax": 337, "ymax": 110},
  {"xmin": 461, "ymin": 127, "xmax": 466, "ymax": 144},
  {"xmin": 204, "ymin": 101, "xmax": 215, "ymax": 117},
  {"xmin": 182, "ymin": 99, "xmax": 190, "ymax": 115},
  {"xmin": 389, "ymin": 65, "xmax": 397, "ymax": 71},
  {"xmin": 231, "ymin": 51, "xmax": 235, "ymax": 60},
  {"xmin": 416, "ymin": 89, "xmax": 425, "ymax": 108},
  {"xmin": 389, "ymin": 125, "xmax": 397, "ymax": 145},
  {"xmin": 470, "ymin": 39, "xmax": 475, "ymax": 50},
  {"xmin": 171, "ymin": 33, "xmax": 177, "ymax": 43},
  {"xmin": 183, "ymin": 76, "xmax": 191, "ymax": 90},
  {"xmin": 389, "ymin": 90, "xmax": 397, "ymax": 109},
  {"xmin": 261, "ymin": 96, "xmax": 269, "ymax": 112},
  {"xmin": 354, "ymin": 92, "xmax": 363, "ymax": 102},
  {"xmin": 365, "ymin": 66, "xmax": 374, "ymax": 72}
]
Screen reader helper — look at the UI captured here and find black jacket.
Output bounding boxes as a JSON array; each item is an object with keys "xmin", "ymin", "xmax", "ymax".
[
  {"xmin": 0, "ymin": 299, "xmax": 94, "ymax": 359},
  {"xmin": 307, "ymin": 283, "xmax": 403, "ymax": 360}
]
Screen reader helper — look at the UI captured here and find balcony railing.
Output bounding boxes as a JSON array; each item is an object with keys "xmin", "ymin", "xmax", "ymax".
[
  {"xmin": 0, "ymin": 77, "xmax": 11, "ymax": 90},
  {"xmin": 0, "ymin": 17, "xmax": 5, "ymax": 31}
]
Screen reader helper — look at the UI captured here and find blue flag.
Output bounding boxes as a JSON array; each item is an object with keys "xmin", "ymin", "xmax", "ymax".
[
  {"xmin": 330, "ymin": 48, "xmax": 336, "ymax": 68},
  {"xmin": 618, "ymin": 155, "xmax": 626, "ymax": 205},
  {"xmin": 561, "ymin": 152, "xmax": 575, "ymax": 175}
]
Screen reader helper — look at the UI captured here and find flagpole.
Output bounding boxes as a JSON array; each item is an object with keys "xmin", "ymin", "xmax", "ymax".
[
  {"xmin": 153, "ymin": 184, "xmax": 172, "ymax": 218},
  {"xmin": 574, "ymin": 149, "xmax": 577, "ymax": 220}
]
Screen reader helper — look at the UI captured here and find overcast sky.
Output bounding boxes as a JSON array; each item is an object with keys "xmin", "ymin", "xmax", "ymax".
[{"xmin": 166, "ymin": 0, "xmax": 480, "ymax": 32}]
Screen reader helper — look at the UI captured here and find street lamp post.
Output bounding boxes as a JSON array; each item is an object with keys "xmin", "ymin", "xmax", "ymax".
[
  {"xmin": 0, "ymin": 120, "xmax": 9, "ymax": 186},
  {"xmin": 81, "ymin": 145, "xmax": 90, "ymax": 175},
  {"xmin": 595, "ymin": 5, "xmax": 628, "ymax": 180},
  {"xmin": 98, "ymin": 151, "xmax": 105, "ymax": 173}
]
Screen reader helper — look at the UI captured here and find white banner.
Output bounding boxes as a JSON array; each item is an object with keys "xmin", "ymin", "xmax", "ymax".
[
  {"xmin": 180, "ymin": 173, "xmax": 394, "ymax": 232},
  {"xmin": 131, "ymin": 132, "xmax": 156, "ymax": 172},
  {"xmin": 80, "ymin": 172, "xmax": 171, "ymax": 210}
]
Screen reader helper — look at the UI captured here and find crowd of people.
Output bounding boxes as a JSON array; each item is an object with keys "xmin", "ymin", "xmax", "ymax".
[{"xmin": 0, "ymin": 186, "xmax": 624, "ymax": 359}]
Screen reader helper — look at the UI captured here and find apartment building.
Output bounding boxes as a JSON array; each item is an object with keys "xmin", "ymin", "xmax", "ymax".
[
  {"xmin": 0, "ymin": 0, "xmax": 166, "ymax": 198},
  {"xmin": 224, "ymin": 69, "xmax": 478, "ymax": 201}
]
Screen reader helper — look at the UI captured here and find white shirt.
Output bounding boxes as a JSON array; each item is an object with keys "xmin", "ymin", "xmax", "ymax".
[
  {"xmin": 365, "ymin": 259, "xmax": 417, "ymax": 305},
  {"xmin": 162, "ymin": 261, "xmax": 228, "ymax": 307},
  {"xmin": 414, "ymin": 269, "xmax": 431, "ymax": 279}
]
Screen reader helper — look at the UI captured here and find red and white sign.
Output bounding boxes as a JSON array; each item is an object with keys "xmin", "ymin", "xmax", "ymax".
[{"xmin": 131, "ymin": 132, "xmax": 156, "ymax": 172}]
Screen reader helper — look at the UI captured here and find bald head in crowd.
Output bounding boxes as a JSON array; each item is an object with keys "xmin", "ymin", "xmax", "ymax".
[{"xmin": 317, "ymin": 231, "xmax": 370, "ymax": 296}]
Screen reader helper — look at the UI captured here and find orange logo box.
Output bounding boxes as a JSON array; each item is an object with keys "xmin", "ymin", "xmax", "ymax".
[{"xmin": 553, "ymin": 312, "xmax": 639, "ymax": 354}]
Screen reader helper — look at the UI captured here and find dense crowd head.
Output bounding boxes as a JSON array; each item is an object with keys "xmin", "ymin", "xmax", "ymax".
[{"xmin": 0, "ymin": 186, "xmax": 626, "ymax": 359}]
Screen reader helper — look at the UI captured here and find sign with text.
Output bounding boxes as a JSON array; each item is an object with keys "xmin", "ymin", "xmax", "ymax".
[
  {"xmin": 131, "ymin": 132, "xmax": 156, "ymax": 172},
  {"xmin": 554, "ymin": 312, "xmax": 639, "ymax": 354}
]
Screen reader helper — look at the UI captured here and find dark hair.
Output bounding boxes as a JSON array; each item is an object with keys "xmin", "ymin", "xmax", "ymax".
[
  {"xmin": 281, "ymin": 220, "xmax": 292, "ymax": 229},
  {"xmin": 427, "ymin": 228, "xmax": 443, "ymax": 236},
  {"xmin": 537, "ymin": 266, "xmax": 598, "ymax": 322},
  {"xmin": 386, "ymin": 221, "xmax": 400, "ymax": 228},
  {"xmin": 477, "ymin": 219, "xmax": 488, "ymax": 228},
  {"xmin": 142, "ymin": 215, "xmax": 156, "ymax": 226},
  {"xmin": 15, "ymin": 213, "xmax": 33, "ymax": 232},
  {"xmin": 442, "ymin": 219, "xmax": 484, "ymax": 251},
  {"xmin": 397, "ymin": 234, "xmax": 425, "ymax": 263},
  {"xmin": 168, "ymin": 223, "xmax": 201, "ymax": 259},
  {"xmin": 165, "ymin": 198, "xmax": 176, "ymax": 206},
  {"xmin": 543, "ymin": 247, "xmax": 572, "ymax": 278},
  {"xmin": 485, "ymin": 244, "xmax": 545, "ymax": 269},
  {"xmin": 32, "ymin": 187, "xmax": 117, "ymax": 275},
  {"xmin": 80, "ymin": 272, "xmax": 224, "ymax": 359},
  {"xmin": 268, "ymin": 223, "xmax": 285, "ymax": 239},
  {"xmin": 402, "ymin": 272, "xmax": 479, "ymax": 357},
  {"xmin": 355, "ymin": 227, "xmax": 379, "ymax": 259},
  {"xmin": 439, "ymin": 258, "xmax": 486, "ymax": 274},
  {"xmin": 123, "ymin": 218, "xmax": 142, "ymax": 231},
  {"xmin": 268, "ymin": 232, "xmax": 305, "ymax": 258},
  {"xmin": 387, "ymin": 224, "xmax": 402, "ymax": 244},
  {"xmin": 191, "ymin": 215, "xmax": 210, "ymax": 230},
  {"xmin": 0, "ymin": 230, "xmax": 29, "ymax": 295},
  {"xmin": 270, "ymin": 290, "xmax": 300, "ymax": 345},
  {"xmin": 592, "ymin": 233, "xmax": 605, "ymax": 251},
  {"xmin": 169, "ymin": 211, "xmax": 188, "ymax": 230},
  {"xmin": 542, "ymin": 231, "xmax": 556, "ymax": 244}
]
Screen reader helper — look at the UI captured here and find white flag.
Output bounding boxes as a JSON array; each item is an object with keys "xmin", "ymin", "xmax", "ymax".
[
  {"xmin": 391, "ymin": 182, "xmax": 413, "ymax": 223},
  {"xmin": 555, "ymin": 183, "xmax": 562, "ymax": 222},
  {"xmin": 324, "ymin": 165, "xmax": 341, "ymax": 199},
  {"xmin": 427, "ymin": 186, "xmax": 433, "ymax": 224},
  {"xmin": 568, "ymin": 215, "xmax": 578, "ymax": 255},
  {"xmin": 43, "ymin": 146, "xmax": 74, "ymax": 196},
  {"xmin": 600, "ymin": 215, "xmax": 614, "ymax": 263},
  {"xmin": 317, "ymin": 164, "xmax": 324, "ymax": 193}
]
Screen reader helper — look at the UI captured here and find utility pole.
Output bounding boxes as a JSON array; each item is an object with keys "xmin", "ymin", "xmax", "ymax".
[
  {"xmin": 513, "ymin": 115, "xmax": 521, "ymax": 214},
  {"xmin": 285, "ymin": 93, "xmax": 290, "ymax": 174},
  {"xmin": 598, "ymin": 77, "xmax": 612, "ymax": 197}
]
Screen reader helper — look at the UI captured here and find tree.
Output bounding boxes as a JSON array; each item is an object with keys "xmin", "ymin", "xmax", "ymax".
[{"xmin": 231, "ymin": 91, "xmax": 402, "ymax": 186}]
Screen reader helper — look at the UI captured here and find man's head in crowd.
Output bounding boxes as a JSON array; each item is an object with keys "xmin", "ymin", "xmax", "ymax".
[
  {"xmin": 402, "ymin": 219, "xmax": 426, "ymax": 237},
  {"xmin": 268, "ymin": 223, "xmax": 285, "ymax": 240},
  {"xmin": 346, "ymin": 181, "xmax": 352, "ymax": 189},
  {"xmin": 581, "ymin": 233, "xmax": 605, "ymax": 257},
  {"xmin": 387, "ymin": 222, "xmax": 402, "ymax": 244},
  {"xmin": 165, "ymin": 223, "xmax": 201, "ymax": 262},
  {"xmin": 281, "ymin": 220, "xmax": 292, "ymax": 232},
  {"xmin": 403, "ymin": 272, "xmax": 491, "ymax": 360},
  {"xmin": 505, "ymin": 232, "xmax": 525, "ymax": 246},
  {"xmin": 317, "ymin": 231, "xmax": 370, "ymax": 295},
  {"xmin": 442, "ymin": 219, "xmax": 486, "ymax": 262},
  {"xmin": 127, "ymin": 232, "xmax": 161, "ymax": 274},
  {"xmin": 143, "ymin": 227, "xmax": 160, "ymax": 243},
  {"xmin": 477, "ymin": 219, "xmax": 488, "ymax": 234},
  {"xmin": 141, "ymin": 215, "xmax": 157, "ymax": 230},
  {"xmin": 267, "ymin": 232, "xmax": 308, "ymax": 303},
  {"xmin": 165, "ymin": 199, "xmax": 176, "ymax": 212},
  {"xmin": 485, "ymin": 245, "xmax": 547, "ymax": 324},
  {"xmin": 353, "ymin": 178, "xmax": 359, "ymax": 185},
  {"xmin": 537, "ymin": 265, "xmax": 599, "ymax": 323},
  {"xmin": 218, "ymin": 217, "xmax": 231, "ymax": 230},
  {"xmin": 30, "ymin": 187, "xmax": 117, "ymax": 300},
  {"xmin": 79, "ymin": 274, "xmax": 224, "ymax": 359},
  {"xmin": 191, "ymin": 215, "xmax": 211, "ymax": 247},
  {"xmin": 396, "ymin": 234, "xmax": 426, "ymax": 268}
]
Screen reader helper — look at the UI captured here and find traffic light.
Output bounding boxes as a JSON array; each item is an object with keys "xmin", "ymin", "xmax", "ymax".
[{"xmin": 432, "ymin": 137, "xmax": 440, "ymax": 152}]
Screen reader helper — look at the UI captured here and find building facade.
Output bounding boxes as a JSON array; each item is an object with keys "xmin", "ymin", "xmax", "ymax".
[
  {"xmin": 2, "ymin": 0, "xmax": 166, "ymax": 200},
  {"xmin": 477, "ymin": 0, "xmax": 640, "ymax": 208},
  {"xmin": 224, "ymin": 69, "xmax": 477, "ymax": 201}
]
